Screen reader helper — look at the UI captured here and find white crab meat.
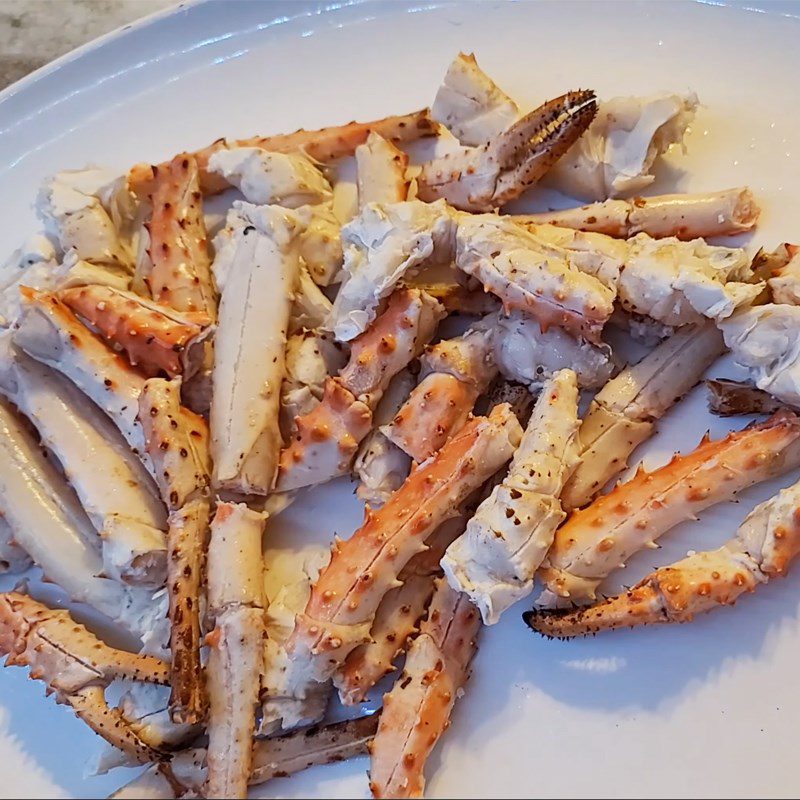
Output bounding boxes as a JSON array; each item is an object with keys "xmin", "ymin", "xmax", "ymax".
[
  {"xmin": 37, "ymin": 168, "xmax": 134, "ymax": 269},
  {"xmin": 442, "ymin": 370, "xmax": 580, "ymax": 623},
  {"xmin": 206, "ymin": 502, "xmax": 267, "ymax": 800},
  {"xmin": 211, "ymin": 202, "xmax": 304, "ymax": 495},
  {"xmin": 0, "ymin": 234, "xmax": 59, "ymax": 326},
  {"xmin": 328, "ymin": 199, "xmax": 455, "ymax": 341},
  {"xmin": 0, "ymin": 343, "xmax": 166, "ymax": 586},
  {"xmin": 546, "ymin": 92, "xmax": 698, "ymax": 200},
  {"xmin": 260, "ymin": 546, "xmax": 332, "ymax": 735},
  {"xmin": 53, "ymin": 249, "xmax": 131, "ymax": 293},
  {"xmin": 13, "ymin": 289, "xmax": 151, "ymax": 469},
  {"xmin": 492, "ymin": 310, "xmax": 614, "ymax": 390},
  {"xmin": 431, "ymin": 52, "xmax": 520, "ymax": 147},
  {"xmin": 356, "ymin": 132, "xmax": 410, "ymax": 209},
  {"xmin": 455, "ymin": 214, "xmax": 615, "ymax": 342},
  {"xmin": 207, "ymin": 147, "xmax": 333, "ymax": 208},
  {"xmin": 0, "ymin": 517, "xmax": 31, "ymax": 574},
  {"xmin": 619, "ymin": 234, "xmax": 760, "ymax": 326},
  {"xmin": 355, "ymin": 369, "xmax": 415, "ymax": 508},
  {"xmin": 719, "ymin": 304, "xmax": 800, "ymax": 409}
]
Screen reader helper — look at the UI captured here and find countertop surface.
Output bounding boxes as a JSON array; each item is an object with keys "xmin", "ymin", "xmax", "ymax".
[{"xmin": 0, "ymin": 0, "xmax": 174, "ymax": 89}]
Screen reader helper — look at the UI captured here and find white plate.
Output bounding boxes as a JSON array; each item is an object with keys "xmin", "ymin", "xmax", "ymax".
[{"xmin": 2, "ymin": 0, "xmax": 800, "ymax": 797}]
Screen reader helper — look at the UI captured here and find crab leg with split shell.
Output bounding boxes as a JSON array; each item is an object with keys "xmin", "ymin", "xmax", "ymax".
[
  {"xmin": 455, "ymin": 214, "xmax": 615, "ymax": 342},
  {"xmin": 210, "ymin": 203, "xmax": 303, "ymax": 495},
  {"xmin": 516, "ymin": 188, "xmax": 760, "ymax": 240},
  {"xmin": 205, "ymin": 502, "xmax": 267, "ymax": 800},
  {"xmin": 110, "ymin": 714, "xmax": 380, "ymax": 799},
  {"xmin": 138, "ymin": 378, "xmax": 211, "ymax": 725},
  {"xmin": 0, "ymin": 400, "xmax": 167, "ymax": 643},
  {"xmin": 181, "ymin": 108, "xmax": 440, "ymax": 195},
  {"xmin": 58, "ymin": 284, "xmax": 213, "ymax": 378},
  {"xmin": 539, "ymin": 410, "xmax": 800, "ymax": 607},
  {"xmin": 277, "ymin": 288, "xmax": 444, "ymax": 492},
  {"xmin": 286, "ymin": 403, "xmax": 521, "ymax": 683},
  {"xmin": 14, "ymin": 289, "xmax": 153, "ymax": 472},
  {"xmin": 335, "ymin": 515, "xmax": 467, "ymax": 705},
  {"xmin": 369, "ymin": 579, "xmax": 480, "ymax": 799},
  {"xmin": 134, "ymin": 153, "xmax": 217, "ymax": 317},
  {"xmin": 329, "ymin": 199, "xmax": 454, "ymax": 342},
  {"xmin": 417, "ymin": 90, "xmax": 597, "ymax": 212},
  {"xmin": 356, "ymin": 132, "xmax": 410, "ymax": 209},
  {"xmin": 0, "ymin": 341, "xmax": 167, "ymax": 587},
  {"xmin": 443, "ymin": 370, "xmax": 580, "ymax": 624},
  {"xmin": 382, "ymin": 317, "xmax": 498, "ymax": 463},
  {"xmin": 527, "ymin": 474, "xmax": 800, "ymax": 638},
  {"xmin": 0, "ymin": 592, "xmax": 171, "ymax": 764},
  {"xmin": 561, "ymin": 322, "xmax": 725, "ymax": 512}
]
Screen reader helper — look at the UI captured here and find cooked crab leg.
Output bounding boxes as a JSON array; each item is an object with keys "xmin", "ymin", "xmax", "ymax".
[
  {"xmin": 287, "ymin": 404, "xmax": 521, "ymax": 683},
  {"xmin": 0, "ymin": 344, "xmax": 167, "ymax": 586},
  {"xmin": 295, "ymin": 201, "xmax": 344, "ymax": 286},
  {"xmin": 207, "ymin": 147, "xmax": 332, "ymax": 207},
  {"xmin": 545, "ymin": 93, "xmax": 697, "ymax": 200},
  {"xmin": 369, "ymin": 579, "xmax": 480, "ymax": 799},
  {"xmin": 561, "ymin": 322, "xmax": 725, "ymax": 512},
  {"xmin": 356, "ymin": 132, "xmax": 410, "ymax": 209},
  {"xmin": 110, "ymin": 714, "xmax": 380, "ymax": 799},
  {"xmin": 706, "ymin": 378, "xmax": 786, "ymax": 417},
  {"xmin": 355, "ymin": 369, "xmax": 415, "ymax": 509},
  {"xmin": 443, "ymin": 370, "xmax": 580, "ymax": 623},
  {"xmin": 0, "ymin": 592, "xmax": 170, "ymax": 764},
  {"xmin": 336, "ymin": 516, "xmax": 466, "ymax": 705},
  {"xmin": 138, "ymin": 154, "xmax": 217, "ymax": 317},
  {"xmin": 383, "ymin": 319, "xmax": 498, "ymax": 462},
  {"xmin": 14, "ymin": 288, "xmax": 152, "ymax": 469},
  {"xmin": 211, "ymin": 203, "xmax": 303, "ymax": 495},
  {"xmin": 59, "ymin": 285, "xmax": 213, "ymax": 378},
  {"xmin": 431, "ymin": 52, "xmax": 520, "ymax": 147},
  {"xmin": 183, "ymin": 108, "xmax": 440, "ymax": 194},
  {"xmin": 761, "ymin": 243, "xmax": 800, "ymax": 304},
  {"xmin": 527, "ymin": 474, "xmax": 800, "ymax": 638},
  {"xmin": 205, "ymin": 502, "xmax": 267, "ymax": 800},
  {"xmin": 455, "ymin": 214, "xmax": 615, "ymax": 342},
  {"xmin": 516, "ymin": 188, "xmax": 760, "ymax": 240},
  {"xmin": 0, "ymin": 400, "xmax": 167, "ymax": 642},
  {"xmin": 329, "ymin": 199, "xmax": 454, "ymax": 342},
  {"xmin": 38, "ymin": 169, "xmax": 134, "ymax": 271},
  {"xmin": 720, "ymin": 304, "xmax": 800, "ymax": 409},
  {"xmin": 540, "ymin": 410, "xmax": 800, "ymax": 606},
  {"xmin": 138, "ymin": 378, "xmax": 210, "ymax": 724},
  {"xmin": 417, "ymin": 90, "xmax": 597, "ymax": 212},
  {"xmin": 278, "ymin": 289, "xmax": 444, "ymax": 492},
  {"xmin": 492, "ymin": 310, "xmax": 614, "ymax": 390}
]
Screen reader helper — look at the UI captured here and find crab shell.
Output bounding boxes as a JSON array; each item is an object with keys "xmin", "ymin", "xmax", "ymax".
[
  {"xmin": 288, "ymin": 404, "xmax": 521, "ymax": 683},
  {"xmin": 59, "ymin": 284, "xmax": 213, "ymax": 378},
  {"xmin": 369, "ymin": 579, "xmax": 480, "ymax": 799},
  {"xmin": 139, "ymin": 153, "xmax": 216, "ymax": 316},
  {"xmin": 541, "ymin": 411, "xmax": 800, "ymax": 605},
  {"xmin": 356, "ymin": 132, "xmax": 410, "ymax": 209}
]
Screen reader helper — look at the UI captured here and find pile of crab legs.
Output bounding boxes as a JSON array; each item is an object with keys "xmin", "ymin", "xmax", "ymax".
[{"xmin": 1, "ymin": 50, "xmax": 799, "ymax": 799}]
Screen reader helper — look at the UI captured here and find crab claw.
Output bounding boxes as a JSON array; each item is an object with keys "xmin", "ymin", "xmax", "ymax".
[{"xmin": 417, "ymin": 90, "xmax": 597, "ymax": 212}]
